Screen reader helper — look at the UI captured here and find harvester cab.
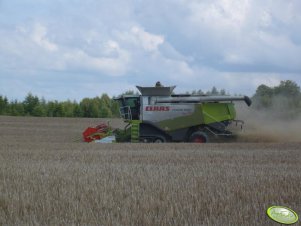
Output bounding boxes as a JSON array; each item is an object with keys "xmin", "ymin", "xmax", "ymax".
[
  {"xmin": 114, "ymin": 84, "xmax": 252, "ymax": 143},
  {"xmin": 114, "ymin": 95, "xmax": 140, "ymax": 121}
]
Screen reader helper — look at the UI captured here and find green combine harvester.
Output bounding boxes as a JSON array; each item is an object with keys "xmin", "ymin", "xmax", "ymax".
[{"xmin": 114, "ymin": 83, "xmax": 252, "ymax": 143}]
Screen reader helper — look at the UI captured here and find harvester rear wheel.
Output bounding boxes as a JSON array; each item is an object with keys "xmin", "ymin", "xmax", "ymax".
[{"xmin": 189, "ymin": 131, "xmax": 208, "ymax": 143}]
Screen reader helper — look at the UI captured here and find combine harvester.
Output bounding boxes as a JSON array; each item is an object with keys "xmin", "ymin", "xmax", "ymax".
[{"xmin": 111, "ymin": 82, "xmax": 252, "ymax": 143}]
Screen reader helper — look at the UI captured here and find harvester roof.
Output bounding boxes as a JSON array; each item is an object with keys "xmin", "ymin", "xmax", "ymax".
[{"xmin": 136, "ymin": 85, "xmax": 176, "ymax": 96}]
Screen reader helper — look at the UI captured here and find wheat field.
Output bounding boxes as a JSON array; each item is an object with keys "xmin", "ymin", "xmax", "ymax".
[{"xmin": 0, "ymin": 116, "xmax": 300, "ymax": 225}]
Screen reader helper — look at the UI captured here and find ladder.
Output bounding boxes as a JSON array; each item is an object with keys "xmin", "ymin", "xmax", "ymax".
[{"xmin": 131, "ymin": 120, "xmax": 141, "ymax": 143}]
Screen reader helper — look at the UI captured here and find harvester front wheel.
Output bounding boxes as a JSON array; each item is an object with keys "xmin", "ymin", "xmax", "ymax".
[
  {"xmin": 153, "ymin": 136, "xmax": 166, "ymax": 143},
  {"xmin": 189, "ymin": 131, "xmax": 209, "ymax": 143}
]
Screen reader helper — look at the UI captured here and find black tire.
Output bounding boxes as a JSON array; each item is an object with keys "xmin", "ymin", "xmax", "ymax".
[
  {"xmin": 153, "ymin": 136, "xmax": 166, "ymax": 143},
  {"xmin": 189, "ymin": 131, "xmax": 209, "ymax": 143}
]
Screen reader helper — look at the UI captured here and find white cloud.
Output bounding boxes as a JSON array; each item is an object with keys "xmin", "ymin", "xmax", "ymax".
[
  {"xmin": 63, "ymin": 40, "xmax": 130, "ymax": 76},
  {"xmin": 252, "ymin": 31, "xmax": 301, "ymax": 69},
  {"xmin": 80, "ymin": 81, "xmax": 136, "ymax": 99},
  {"xmin": 223, "ymin": 53, "xmax": 253, "ymax": 64},
  {"xmin": 131, "ymin": 26, "xmax": 164, "ymax": 51},
  {"xmin": 114, "ymin": 27, "xmax": 196, "ymax": 83},
  {"xmin": 221, "ymin": 73, "xmax": 282, "ymax": 93},
  {"xmin": 31, "ymin": 23, "xmax": 58, "ymax": 52},
  {"xmin": 260, "ymin": 10, "xmax": 272, "ymax": 28},
  {"xmin": 187, "ymin": 0, "xmax": 250, "ymax": 30},
  {"xmin": 251, "ymin": 76, "xmax": 281, "ymax": 88},
  {"xmin": 2, "ymin": 21, "xmax": 131, "ymax": 76}
]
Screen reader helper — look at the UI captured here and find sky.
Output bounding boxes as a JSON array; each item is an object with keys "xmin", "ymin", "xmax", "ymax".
[{"xmin": 0, "ymin": 0, "xmax": 301, "ymax": 101}]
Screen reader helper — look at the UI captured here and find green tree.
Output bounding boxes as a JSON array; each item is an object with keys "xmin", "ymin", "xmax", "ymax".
[
  {"xmin": 73, "ymin": 104, "xmax": 82, "ymax": 117},
  {"xmin": 80, "ymin": 98, "xmax": 99, "ymax": 118},
  {"xmin": 220, "ymin": 89, "xmax": 226, "ymax": 96},
  {"xmin": 274, "ymin": 80, "xmax": 300, "ymax": 97},
  {"xmin": 23, "ymin": 93, "xmax": 40, "ymax": 115},
  {"xmin": 100, "ymin": 94, "xmax": 111, "ymax": 107},
  {"xmin": 253, "ymin": 85, "xmax": 273, "ymax": 109},
  {"xmin": 211, "ymin": 86, "xmax": 219, "ymax": 95},
  {"xmin": 8, "ymin": 100, "xmax": 25, "ymax": 116},
  {"xmin": 197, "ymin": 89, "xmax": 204, "ymax": 95},
  {"xmin": 46, "ymin": 101, "xmax": 54, "ymax": 117},
  {"xmin": 62, "ymin": 100, "xmax": 76, "ymax": 117},
  {"xmin": 111, "ymin": 100, "xmax": 120, "ymax": 117},
  {"xmin": 123, "ymin": 90, "xmax": 134, "ymax": 95},
  {"xmin": 99, "ymin": 94, "xmax": 112, "ymax": 117},
  {"xmin": 32, "ymin": 105, "xmax": 46, "ymax": 117},
  {"xmin": 0, "ymin": 96, "xmax": 8, "ymax": 114},
  {"xmin": 100, "ymin": 105, "xmax": 112, "ymax": 118},
  {"xmin": 252, "ymin": 80, "xmax": 301, "ymax": 118},
  {"xmin": 274, "ymin": 80, "xmax": 301, "ymax": 108},
  {"xmin": 205, "ymin": 87, "xmax": 218, "ymax": 95},
  {"xmin": 53, "ymin": 102, "xmax": 65, "ymax": 117}
]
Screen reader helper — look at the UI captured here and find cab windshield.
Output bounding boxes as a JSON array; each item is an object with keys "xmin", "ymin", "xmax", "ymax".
[{"xmin": 114, "ymin": 96, "xmax": 140, "ymax": 120}]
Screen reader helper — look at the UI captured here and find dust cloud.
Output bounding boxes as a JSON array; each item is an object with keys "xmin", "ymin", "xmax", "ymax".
[{"xmin": 234, "ymin": 102, "xmax": 301, "ymax": 142}]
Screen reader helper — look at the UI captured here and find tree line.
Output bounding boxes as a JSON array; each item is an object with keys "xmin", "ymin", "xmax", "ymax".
[
  {"xmin": 252, "ymin": 80, "xmax": 301, "ymax": 118},
  {"xmin": 0, "ymin": 93, "xmax": 120, "ymax": 118},
  {"xmin": 185, "ymin": 87, "xmax": 228, "ymax": 96},
  {"xmin": 0, "ymin": 80, "xmax": 300, "ymax": 118}
]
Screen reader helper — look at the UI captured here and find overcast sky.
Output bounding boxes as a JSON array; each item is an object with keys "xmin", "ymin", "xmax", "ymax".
[{"xmin": 1, "ymin": 0, "xmax": 301, "ymax": 101}]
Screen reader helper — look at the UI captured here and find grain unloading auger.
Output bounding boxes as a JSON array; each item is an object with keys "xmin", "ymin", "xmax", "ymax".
[{"xmin": 113, "ymin": 83, "xmax": 252, "ymax": 143}]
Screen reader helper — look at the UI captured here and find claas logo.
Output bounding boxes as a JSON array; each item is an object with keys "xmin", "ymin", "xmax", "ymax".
[{"xmin": 145, "ymin": 106, "xmax": 170, "ymax": 111}]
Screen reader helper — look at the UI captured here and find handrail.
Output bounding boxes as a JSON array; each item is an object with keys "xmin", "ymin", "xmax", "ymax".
[{"xmin": 119, "ymin": 106, "xmax": 132, "ymax": 120}]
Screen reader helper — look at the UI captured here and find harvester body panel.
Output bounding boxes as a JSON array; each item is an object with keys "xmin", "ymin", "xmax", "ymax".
[{"xmin": 143, "ymin": 104, "xmax": 201, "ymax": 131}]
